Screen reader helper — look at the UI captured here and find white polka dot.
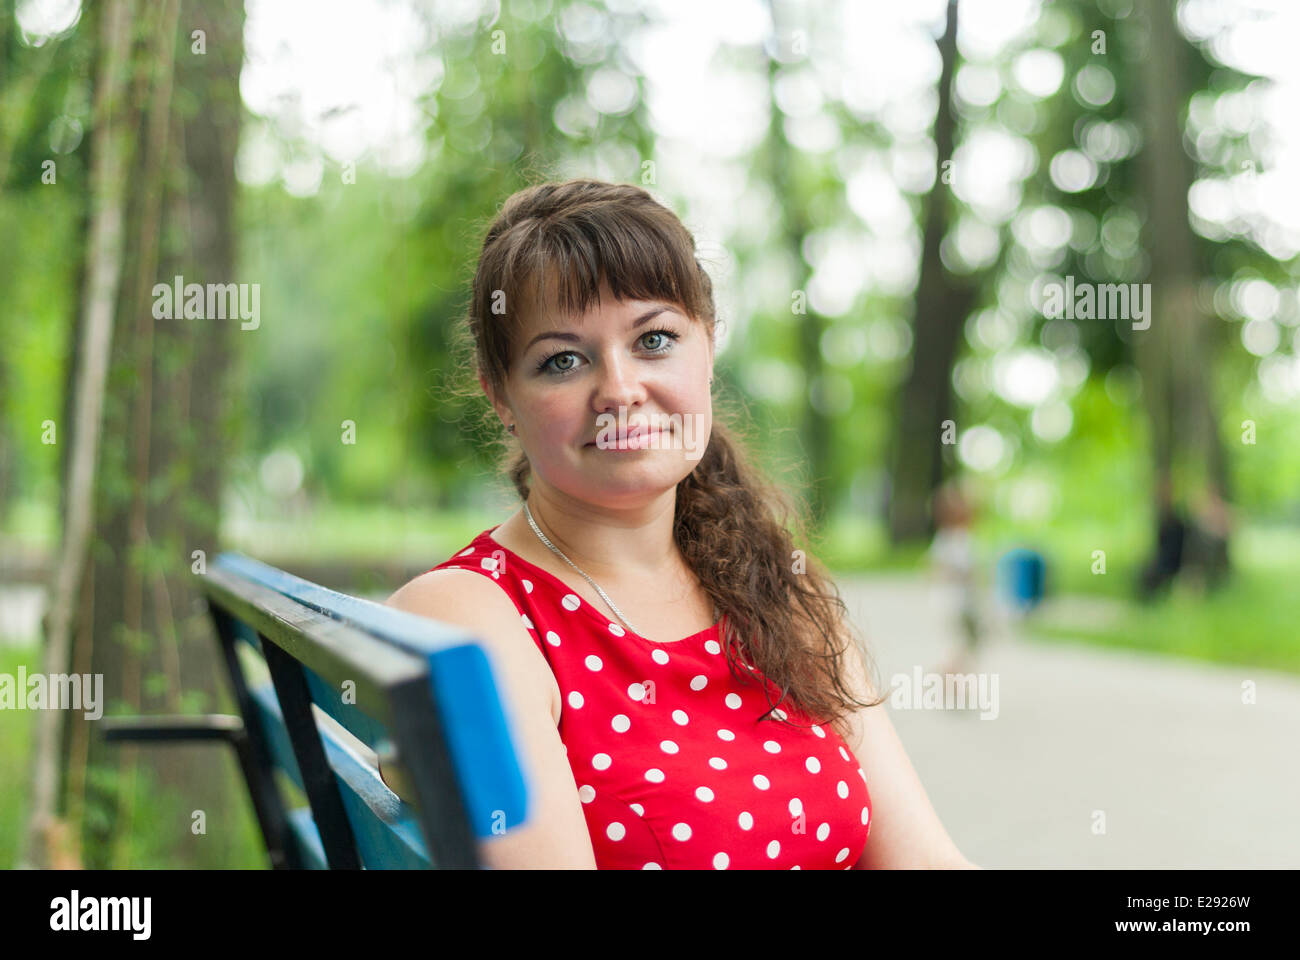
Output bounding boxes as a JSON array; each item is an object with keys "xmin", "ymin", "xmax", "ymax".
[
  {"xmin": 838, "ymin": 746, "xmax": 850, "ymax": 762},
  {"xmin": 568, "ymin": 691, "xmax": 584, "ymax": 709},
  {"xmin": 712, "ymin": 852, "xmax": 729, "ymax": 869},
  {"xmin": 812, "ymin": 724, "xmax": 825, "ymax": 738},
  {"xmin": 717, "ymin": 729, "xmax": 735, "ymax": 741},
  {"xmin": 546, "ymin": 630, "xmax": 562, "ymax": 646},
  {"xmin": 725, "ymin": 693, "xmax": 742, "ymax": 709},
  {"xmin": 522, "ymin": 579, "xmax": 533, "ymax": 593},
  {"xmin": 578, "ymin": 785, "xmax": 595, "ymax": 804},
  {"xmin": 817, "ymin": 822, "xmax": 830, "ymax": 841},
  {"xmin": 791, "ymin": 865, "xmax": 800, "ymax": 870},
  {"xmin": 690, "ymin": 675, "xmax": 707, "ymax": 691},
  {"xmin": 457, "ymin": 547, "xmax": 475, "ymax": 557},
  {"xmin": 763, "ymin": 740, "xmax": 781, "ymax": 754},
  {"xmin": 606, "ymin": 822, "xmax": 626, "ymax": 841},
  {"xmin": 630, "ymin": 803, "xmax": 644, "ymax": 816},
  {"xmin": 645, "ymin": 768, "xmax": 665, "ymax": 783},
  {"xmin": 521, "ymin": 614, "xmax": 534, "ymax": 630},
  {"xmin": 480, "ymin": 557, "xmax": 498, "ymax": 572},
  {"xmin": 835, "ymin": 847, "xmax": 850, "ymax": 863},
  {"xmin": 773, "ymin": 708, "xmax": 788, "ymax": 720},
  {"xmin": 672, "ymin": 709, "xmax": 689, "ymax": 725},
  {"xmin": 592, "ymin": 753, "xmax": 611, "ymax": 770},
  {"xmin": 672, "ymin": 823, "xmax": 692, "ymax": 841},
  {"xmin": 738, "ymin": 812, "xmax": 753, "ymax": 830},
  {"xmin": 695, "ymin": 786, "xmax": 714, "ymax": 802},
  {"xmin": 709, "ymin": 757, "xmax": 727, "ymax": 770},
  {"xmin": 608, "ymin": 622, "xmax": 625, "ymax": 636},
  {"xmin": 837, "ymin": 780, "xmax": 849, "ymax": 799},
  {"xmin": 561, "ymin": 593, "xmax": 581, "ymax": 611},
  {"xmin": 659, "ymin": 740, "xmax": 679, "ymax": 754},
  {"xmin": 753, "ymin": 774, "xmax": 770, "ymax": 790},
  {"xmin": 861, "ymin": 806, "xmax": 869, "ymax": 825},
  {"xmin": 584, "ymin": 654, "xmax": 602, "ymax": 671},
  {"xmin": 627, "ymin": 682, "xmax": 646, "ymax": 701},
  {"xmin": 642, "ymin": 862, "xmax": 661, "ymax": 869},
  {"xmin": 652, "ymin": 649, "xmax": 669, "ymax": 665},
  {"xmin": 704, "ymin": 639, "xmax": 721, "ymax": 655},
  {"xmin": 806, "ymin": 757, "xmax": 821, "ymax": 774},
  {"xmin": 858, "ymin": 767, "xmax": 867, "ymax": 782},
  {"xmin": 788, "ymin": 798, "xmax": 802, "ymax": 817},
  {"xmin": 612, "ymin": 714, "xmax": 631, "ymax": 733},
  {"xmin": 766, "ymin": 840, "xmax": 780, "ymax": 858}
]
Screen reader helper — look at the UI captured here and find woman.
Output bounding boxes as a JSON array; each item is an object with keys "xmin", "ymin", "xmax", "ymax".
[{"xmin": 387, "ymin": 178, "xmax": 975, "ymax": 870}]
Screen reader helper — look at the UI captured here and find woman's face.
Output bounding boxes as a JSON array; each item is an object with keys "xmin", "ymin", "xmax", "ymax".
[{"xmin": 483, "ymin": 280, "xmax": 715, "ymax": 510}]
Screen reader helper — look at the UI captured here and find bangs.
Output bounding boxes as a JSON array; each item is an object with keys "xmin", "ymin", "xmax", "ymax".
[{"xmin": 503, "ymin": 205, "xmax": 710, "ymax": 335}]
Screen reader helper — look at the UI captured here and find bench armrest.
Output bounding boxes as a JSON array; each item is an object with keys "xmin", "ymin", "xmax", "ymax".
[{"xmin": 98, "ymin": 714, "xmax": 244, "ymax": 743}]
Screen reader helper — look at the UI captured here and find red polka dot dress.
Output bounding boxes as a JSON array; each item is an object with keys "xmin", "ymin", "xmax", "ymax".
[{"xmin": 430, "ymin": 526, "xmax": 872, "ymax": 870}]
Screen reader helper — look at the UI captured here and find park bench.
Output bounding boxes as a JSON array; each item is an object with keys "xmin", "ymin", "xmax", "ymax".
[{"xmin": 98, "ymin": 552, "xmax": 528, "ymax": 869}]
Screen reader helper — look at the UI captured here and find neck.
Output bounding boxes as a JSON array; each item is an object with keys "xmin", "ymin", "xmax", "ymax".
[{"xmin": 521, "ymin": 485, "xmax": 681, "ymax": 582}]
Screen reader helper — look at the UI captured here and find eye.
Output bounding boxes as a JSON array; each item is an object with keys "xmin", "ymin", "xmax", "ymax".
[
  {"xmin": 641, "ymin": 329, "xmax": 679, "ymax": 353},
  {"xmin": 537, "ymin": 350, "xmax": 580, "ymax": 375}
]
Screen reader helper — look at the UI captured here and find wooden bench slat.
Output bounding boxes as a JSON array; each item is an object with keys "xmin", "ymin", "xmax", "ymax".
[
  {"xmin": 249, "ymin": 681, "xmax": 433, "ymax": 867},
  {"xmin": 207, "ymin": 553, "xmax": 529, "ymax": 841},
  {"xmin": 287, "ymin": 808, "xmax": 328, "ymax": 870}
]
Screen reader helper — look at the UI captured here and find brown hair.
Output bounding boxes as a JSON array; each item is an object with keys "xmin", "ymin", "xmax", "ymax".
[{"xmin": 451, "ymin": 178, "xmax": 886, "ymax": 741}]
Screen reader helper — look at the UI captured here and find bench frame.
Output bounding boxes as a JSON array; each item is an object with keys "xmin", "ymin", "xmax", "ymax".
[{"xmin": 100, "ymin": 553, "xmax": 527, "ymax": 869}]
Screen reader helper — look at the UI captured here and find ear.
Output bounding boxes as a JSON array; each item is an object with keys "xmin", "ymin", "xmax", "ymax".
[{"xmin": 479, "ymin": 373, "xmax": 509, "ymax": 427}]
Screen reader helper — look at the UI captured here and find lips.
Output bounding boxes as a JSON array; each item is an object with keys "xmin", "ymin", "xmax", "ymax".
[{"xmin": 586, "ymin": 424, "xmax": 668, "ymax": 447}]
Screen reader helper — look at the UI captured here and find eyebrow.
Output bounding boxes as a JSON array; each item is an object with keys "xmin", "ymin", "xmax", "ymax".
[{"xmin": 523, "ymin": 305, "xmax": 675, "ymax": 354}]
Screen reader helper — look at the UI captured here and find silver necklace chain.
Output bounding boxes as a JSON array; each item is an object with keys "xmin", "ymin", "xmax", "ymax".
[{"xmin": 523, "ymin": 501, "xmax": 643, "ymax": 637}]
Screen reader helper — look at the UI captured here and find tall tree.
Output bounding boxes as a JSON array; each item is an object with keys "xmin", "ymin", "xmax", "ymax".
[
  {"xmin": 21, "ymin": 0, "xmax": 135, "ymax": 870},
  {"xmin": 25, "ymin": 0, "xmax": 247, "ymax": 869},
  {"xmin": 762, "ymin": 0, "xmax": 832, "ymax": 531},
  {"xmin": 887, "ymin": 0, "xmax": 974, "ymax": 544},
  {"xmin": 1132, "ymin": 0, "xmax": 1230, "ymax": 588}
]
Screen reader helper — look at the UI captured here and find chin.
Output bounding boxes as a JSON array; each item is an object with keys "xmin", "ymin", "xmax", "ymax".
[{"xmin": 572, "ymin": 469, "xmax": 690, "ymax": 503}]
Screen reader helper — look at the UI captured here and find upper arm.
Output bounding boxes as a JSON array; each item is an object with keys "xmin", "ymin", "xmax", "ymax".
[
  {"xmin": 385, "ymin": 569, "xmax": 598, "ymax": 869},
  {"xmin": 839, "ymin": 645, "xmax": 976, "ymax": 869}
]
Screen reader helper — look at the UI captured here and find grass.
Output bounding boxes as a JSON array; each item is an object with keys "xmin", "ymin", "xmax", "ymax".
[
  {"xmin": 223, "ymin": 500, "xmax": 506, "ymax": 567},
  {"xmin": 1029, "ymin": 524, "xmax": 1300, "ymax": 675},
  {"xmin": 0, "ymin": 645, "xmax": 34, "ymax": 869}
]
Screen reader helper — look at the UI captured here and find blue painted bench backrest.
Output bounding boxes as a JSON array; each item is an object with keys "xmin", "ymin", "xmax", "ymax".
[{"xmin": 207, "ymin": 552, "xmax": 529, "ymax": 868}]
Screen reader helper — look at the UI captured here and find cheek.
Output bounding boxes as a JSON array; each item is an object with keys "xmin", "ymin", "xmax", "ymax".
[{"xmin": 524, "ymin": 390, "xmax": 584, "ymax": 444}]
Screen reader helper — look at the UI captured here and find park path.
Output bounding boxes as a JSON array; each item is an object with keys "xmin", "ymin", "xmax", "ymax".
[{"xmin": 833, "ymin": 573, "xmax": 1300, "ymax": 868}]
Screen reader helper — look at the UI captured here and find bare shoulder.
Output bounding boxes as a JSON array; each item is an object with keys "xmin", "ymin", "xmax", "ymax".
[
  {"xmin": 385, "ymin": 567, "xmax": 527, "ymax": 638},
  {"xmin": 385, "ymin": 568, "xmax": 561, "ymax": 726},
  {"xmin": 386, "ymin": 566, "xmax": 513, "ymax": 619},
  {"xmin": 383, "ymin": 568, "xmax": 596, "ymax": 868}
]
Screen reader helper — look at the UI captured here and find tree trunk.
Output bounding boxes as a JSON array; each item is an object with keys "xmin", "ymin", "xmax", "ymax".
[
  {"xmin": 887, "ymin": 0, "xmax": 973, "ymax": 544},
  {"xmin": 763, "ymin": 0, "xmax": 831, "ymax": 531},
  {"xmin": 21, "ymin": 0, "xmax": 135, "ymax": 871},
  {"xmin": 1133, "ymin": 0, "xmax": 1230, "ymax": 594},
  {"xmin": 30, "ymin": 0, "xmax": 247, "ymax": 869}
]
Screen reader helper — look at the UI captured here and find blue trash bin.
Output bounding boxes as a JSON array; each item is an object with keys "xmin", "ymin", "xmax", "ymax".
[{"xmin": 997, "ymin": 548, "xmax": 1046, "ymax": 613}]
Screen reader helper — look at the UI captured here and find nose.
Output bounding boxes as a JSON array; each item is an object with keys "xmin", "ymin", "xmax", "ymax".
[{"xmin": 592, "ymin": 353, "xmax": 647, "ymax": 414}]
